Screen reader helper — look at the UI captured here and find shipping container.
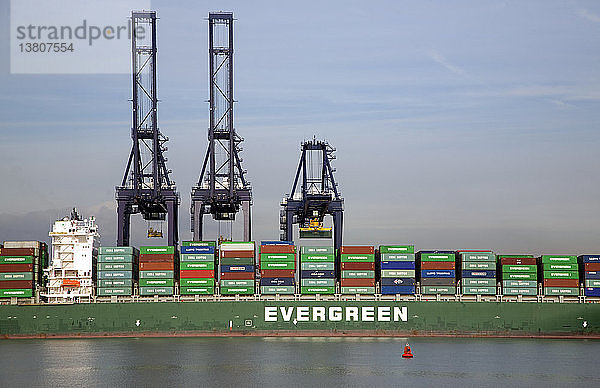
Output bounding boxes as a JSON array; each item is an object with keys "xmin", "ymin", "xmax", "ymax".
[
  {"xmin": 98, "ymin": 271, "xmax": 133, "ymax": 279},
  {"xmin": 259, "ymin": 253, "xmax": 295, "ymax": 262},
  {"xmin": 220, "ymin": 286, "xmax": 254, "ymax": 295},
  {"xmin": 502, "ymin": 287, "xmax": 537, "ymax": 295},
  {"xmin": 542, "ymin": 263, "xmax": 578, "ymax": 271},
  {"xmin": 0, "ymin": 263, "xmax": 33, "ymax": 272},
  {"xmin": 381, "ymin": 269, "xmax": 416, "ymax": 278},
  {"xmin": 341, "ymin": 286, "xmax": 376, "ymax": 294},
  {"xmin": 180, "ymin": 270, "xmax": 214, "ymax": 278},
  {"xmin": 220, "ymin": 279, "xmax": 254, "ymax": 287},
  {"xmin": 340, "ymin": 262, "xmax": 375, "ymax": 270},
  {"xmin": 97, "ymin": 287, "xmax": 132, "ymax": 296},
  {"xmin": 380, "ymin": 261, "xmax": 415, "ymax": 270},
  {"xmin": 543, "ymin": 279, "xmax": 578, "ymax": 287},
  {"xmin": 260, "ymin": 286, "xmax": 295, "ymax": 294},
  {"xmin": 585, "ymin": 263, "xmax": 600, "ymax": 271},
  {"xmin": 139, "ymin": 278, "xmax": 174, "ymax": 287},
  {"xmin": 580, "ymin": 255, "xmax": 600, "ymax": 263},
  {"xmin": 502, "ymin": 280, "xmax": 537, "ymax": 288},
  {"xmin": 300, "ymin": 246, "xmax": 335, "ymax": 255},
  {"xmin": 340, "ymin": 254, "xmax": 375, "ymax": 262},
  {"xmin": 180, "ymin": 278, "xmax": 215, "ymax": 287},
  {"xmin": 0, "ymin": 272, "xmax": 33, "ymax": 281},
  {"xmin": 98, "ymin": 255, "xmax": 134, "ymax": 263},
  {"xmin": 219, "ymin": 257, "xmax": 254, "ymax": 265},
  {"xmin": 543, "ymin": 287, "xmax": 579, "ymax": 296},
  {"xmin": 260, "ymin": 245, "xmax": 295, "ymax": 254},
  {"xmin": 139, "ymin": 270, "xmax": 174, "ymax": 279},
  {"xmin": 502, "ymin": 265, "xmax": 536, "ymax": 273},
  {"xmin": 460, "ymin": 252, "xmax": 495, "ymax": 262},
  {"xmin": 462, "ymin": 286, "xmax": 496, "ymax": 295},
  {"xmin": 585, "ymin": 271, "xmax": 600, "ymax": 279},
  {"xmin": 380, "ymin": 277, "xmax": 416, "ymax": 286},
  {"xmin": 340, "ymin": 246, "xmax": 374, "ymax": 254},
  {"xmin": 380, "ymin": 285, "xmax": 415, "ymax": 295},
  {"xmin": 139, "ymin": 287, "xmax": 174, "ymax": 295},
  {"xmin": 300, "ymin": 278, "xmax": 335, "ymax": 287},
  {"xmin": 299, "ymin": 270, "xmax": 335, "ymax": 278},
  {"xmin": 379, "ymin": 245, "xmax": 415, "ymax": 254},
  {"xmin": 259, "ymin": 262, "xmax": 295, "ymax": 270},
  {"xmin": 462, "ymin": 278, "xmax": 496, "ymax": 287},
  {"xmin": 261, "ymin": 269, "xmax": 296, "ymax": 278},
  {"xmin": 461, "ymin": 270, "xmax": 496, "ymax": 278},
  {"xmin": 181, "ymin": 241, "xmax": 216, "ymax": 247},
  {"xmin": 420, "ymin": 253, "xmax": 455, "ymax": 261},
  {"xmin": 462, "ymin": 261, "xmax": 495, "ymax": 270},
  {"xmin": 138, "ymin": 254, "xmax": 174, "ymax": 262},
  {"xmin": 585, "ymin": 279, "xmax": 600, "ymax": 287},
  {"xmin": 543, "ymin": 271, "xmax": 578, "ymax": 279},
  {"xmin": 420, "ymin": 278, "xmax": 456, "ymax": 286},
  {"xmin": 421, "ymin": 286, "xmax": 455, "ymax": 295},
  {"xmin": 180, "ymin": 287, "xmax": 214, "ymax": 295},
  {"xmin": 341, "ymin": 270, "xmax": 375, "ymax": 278},
  {"xmin": 0, "ymin": 248, "xmax": 37, "ymax": 256},
  {"xmin": 98, "ymin": 262, "xmax": 133, "ymax": 271},
  {"xmin": 220, "ymin": 272, "xmax": 255, "ymax": 280},
  {"xmin": 541, "ymin": 255, "xmax": 577, "ymax": 263},
  {"xmin": 502, "ymin": 272, "xmax": 537, "ymax": 280},
  {"xmin": 140, "ymin": 246, "xmax": 175, "ymax": 255},
  {"xmin": 260, "ymin": 277, "xmax": 295, "ymax": 286},
  {"xmin": 300, "ymin": 254, "xmax": 335, "ymax": 262},
  {"xmin": 380, "ymin": 253, "xmax": 416, "ymax": 261},
  {"xmin": 421, "ymin": 270, "xmax": 455, "ymax": 278},
  {"xmin": 221, "ymin": 265, "xmax": 254, "ymax": 272},
  {"xmin": 500, "ymin": 257, "xmax": 537, "ymax": 265},
  {"xmin": 98, "ymin": 279, "xmax": 133, "ymax": 287},
  {"xmin": 340, "ymin": 278, "xmax": 375, "ymax": 287},
  {"xmin": 301, "ymin": 262, "xmax": 335, "ymax": 271},
  {"xmin": 99, "ymin": 246, "xmax": 138, "ymax": 255},
  {"xmin": 0, "ymin": 289, "xmax": 33, "ymax": 297},
  {"xmin": 0, "ymin": 280, "xmax": 33, "ymax": 289},
  {"xmin": 584, "ymin": 287, "xmax": 600, "ymax": 297},
  {"xmin": 420, "ymin": 261, "xmax": 455, "ymax": 270},
  {"xmin": 180, "ymin": 262, "xmax": 214, "ymax": 270},
  {"xmin": 0, "ymin": 256, "xmax": 34, "ymax": 264},
  {"xmin": 180, "ymin": 254, "xmax": 214, "ymax": 262},
  {"xmin": 180, "ymin": 246, "xmax": 214, "ymax": 254},
  {"xmin": 300, "ymin": 286, "xmax": 335, "ymax": 294}
]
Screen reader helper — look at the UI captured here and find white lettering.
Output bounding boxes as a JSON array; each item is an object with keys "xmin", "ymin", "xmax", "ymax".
[
  {"xmin": 280, "ymin": 306, "xmax": 294, "ymax": 322},
  {"xmin": 377, "ymin": 306, "xmax": 390, "ymax": 321},
  {"xmin": 393, "ymin": 306, "xmax": 408, "ymax": 322},
  {"xmin": 297, "ymin": 306, "xmax": 309, "ymax": 321},
  {"xmin": 361, "ymin": 306, "xmax": 375, "ymax": 321},
  {"xmin": 265, "ymin": 307, "xmax": 277, "ymax": 322},
  {"xmin": 313, "ymin": 306, "xmax": 326, "ymax": 321},
  {"xmin": 346, "ymin": 306, "xmax": 359, "ymax": 321},
  {"xmin": 329, "ymin": 307, "xmax": 342, "ymax": 321}
]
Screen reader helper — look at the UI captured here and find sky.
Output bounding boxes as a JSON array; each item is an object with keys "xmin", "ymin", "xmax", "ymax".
[{"xmin": 0, "ymin": 0, "xmax": 599, "ymax": 253}]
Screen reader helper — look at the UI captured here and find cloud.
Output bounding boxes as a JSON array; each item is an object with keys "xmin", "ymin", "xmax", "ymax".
[
  {"xmin": 576, "ymin": 8, "xmax": 600, "ymax": 23},
  {"xmin": 428, "ymin": 49, "xmax": 465, "ymax": 75}
]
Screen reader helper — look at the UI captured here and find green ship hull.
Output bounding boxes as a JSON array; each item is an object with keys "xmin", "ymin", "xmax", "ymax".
[{"xmin": 1, "ymin": 301, "xmax": 599, "ymax": 338}]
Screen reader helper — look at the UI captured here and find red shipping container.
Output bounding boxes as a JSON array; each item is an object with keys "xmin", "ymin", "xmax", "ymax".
[
  {"xmin": 340, "ymin": 278, "xmax": 375, "ymax": 287},
  {"xmin": 0, "ymin": 280, "xmax": 34, "ymax": 289},
  {"xmin": 260, "ymin": 269, "xmax": 295, "ymax": 278},
  {"xmin": 341, "ymin": 262, "xmax": 375, "ymax": 270},
  {"xmin": 220, "ymin": 272, "xmax": 254, "ymax": 280},
  {"xmin": 180, "ymin": 270, "xmax": 214, "ymax": 278},
  {"xmin": 139, "ymin": 254, "xmax": 174, "ymax": 262},
  {"xmin": 585, "ymin": 263, "xmax": 600, "ymax": 271},
  {"xmin": 0, "ymin": 263, "xmax": 33, "ymax": 272},
  {"xmin": 543, "ymin": 279, "xmax": 578, "ymax": 287},
  {"xmin": 421, "ymin": 261, "xmax": 455, "ymax": 270},
  {"xmin": 340, "ymin": 246, "xmax": 374, "ymax": 254},
  {"xmin": 140, "ymin": 262, "xmax": 173, "ymax": 271},
  {"xmin": 0, "ymin": 248, "xmax": 37, "ymax": 256},
  {"xmin": 221, "ymin": 250, "xmax": 254, "ymax": 258},
  {"xmin": 500, "ymin": 257, "xmax": 537, "ymax": 265},
  {"xmin": 260, "ymin": 245, "xmax": 295, "ymax": 254}
]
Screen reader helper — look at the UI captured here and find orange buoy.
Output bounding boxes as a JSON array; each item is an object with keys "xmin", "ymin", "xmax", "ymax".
[{"xmin": 402, "ymin": 343, "xmax": 413, "ymax": 358}]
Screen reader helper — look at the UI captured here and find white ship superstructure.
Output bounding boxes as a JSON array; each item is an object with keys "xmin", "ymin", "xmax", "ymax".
[{"xmin": 43, "ymin": 208, "xmax": 99, "ymax": 301}]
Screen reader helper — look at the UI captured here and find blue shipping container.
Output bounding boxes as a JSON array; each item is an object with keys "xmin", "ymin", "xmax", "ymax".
[
  {"xmin": 221, "ymin": 265, "xmax": 254, "ymax": 272},
  {"xmin": 300, "ymin": 270, "xmax": 335, "ymax": 278},
  {"xmin": 584, "ymin": 287, "xmax": 600, "ymax": 297},
  {"xmin": 421, "ymin": 270, "xmax": 455, "ymax": 278},
  {"xmin": 580, "ymin": 255, "xmax": 600, "ymax": 263},
  {"xmin": 181, "ymin": 246, "xmax": 214, "ymax": 254},
  {"xmin": 260, "ymin": 277, "xmax": 295, "ymax": 286},
  {"xmin": 380, "ymin": 277, "xmax": 416, "ymax": 286},
  {"xmin": 380, "ymin": 261, "xmax": 415, "ymax": 270},
  {"xmin": 381, "ymin": 285, "xmax": 415, "ymax": 295},
  {"xmin": 461, "ymin": 270, "xmax": 496, "ymax": 278},
  {"xmin": 585, "ymin": 271, "xmax": 600, "ymax": 279}
]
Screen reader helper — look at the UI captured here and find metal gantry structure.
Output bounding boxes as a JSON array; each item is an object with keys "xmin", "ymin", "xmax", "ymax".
[
  {"xmin": 116, "ymin": 11, "xmax": 179, "ymax": 247},
  {"xmin": 280, "ymin": 138, "xmax": 344, "ymax": 250},
  {"xmin": 191, "ymin": 12, "xmax": 252, "ymax": 241}
]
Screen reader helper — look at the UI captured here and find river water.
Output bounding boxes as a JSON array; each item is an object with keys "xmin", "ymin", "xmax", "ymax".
[{"xmin": 0, "ymin": 337, "xmax": 598, "ymax": 387}]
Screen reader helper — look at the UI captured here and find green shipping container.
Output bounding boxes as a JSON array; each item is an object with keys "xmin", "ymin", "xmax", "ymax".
[
  {"xmin": 0, "ymin": 289, "xmax": 33, "ymax": 297},
  {"xmin": 341, "ymin": 270, "xmax": 375, "ymax": 278},
  {"xmin": 586, "ymin": 279, "xmax": 600, "ymax": 287},
  {"xmin": 379, "ymin": 245, "xmax": 415, "ymax": 254},
  {"xmin": 139, "ymin": 270, "xmax": 174, "ymax": 279},
  {"xmin": 0, "ymin": 272, "xmax": 33, "ymax": 281},
  {"xmin": 180, "ymin": 254, "xmax": 214, "ymax": 262},
  {"xmin": 381, "ymin": 270, "xmax": 415, "ymax": 278},
  {"xmin": 98, "ymin": 279, "xmax": 133, "ymax": 287},
  {"xmin": 220, "ymin": 286, "xmax": 254, "ymax": 295},
  {"xmin": 97, "ymin": 287, "xmax": 132, "ymax": 296},
  {"xmin": 97, "ymin": 271, "xmax": 132, "ymax": 279},
  {"xmin": 541, "ymin": 255, "xmax": 577, "ymax": 264},
  {"xmin": 420, "ymin": 253, "xmax": 455, "ymax": 262},
  {"xmin": 380, "ymin": 253, "xmax": 415, "ymax": 261},
  {"xmin": 421, "ymin": 286, "xmax": 455, "ymax": 295},
  {"xmin": 301, "ymin": 262, "xmax": 335, "ymax": 271},
  {"xmin": 220, "ymin": 279, "xmax": 254, "ymax": 287},
  {"xmin": 502, "ymin": 272, "xmax": 537, "ymax": 280},
  {"xmin": 300, "ymin": 246, "xmax": 335, "ymax": 255},
  {"xmin": 543, "ymin": 287, "xmax": 579, "ymax": 296},
  {"xmin": 260, "ymin": 286, "xmax": 295, "ymax": 294},
  {"xmin": 462, "ymin": 262, "xmax": 495, "ymax": 270},
  {"xmin": 0, "ymin": 256, "xmax": 34, "ymax": 264},
  {"xmin": 462, "ymin": 278, "xmax": 496, "ymax": 287},
  {"xmin": 180, "ymin": 262, "xmax": 214, "ymax": 270},
  {"xmin": 219, "ymin": 257, "xmax": 254, "ymax": 265},
  {"xmin": 139, "ymin": 278, "xmax": 174, "ymax": 287},
  {"xmin": 340, "ymin": 254, "xmax": 374, "ymax": 262},
  {"xmin": 181, "ymin": 241, "xmax": 216, "ymax": 247},
  {"xmin": 502, "ymin": 265, "xmax": 536, "ymax": 273},
  {"xmin": 502, "ymin": 287, "xmax": 538, "ymax": 296},
  {"xmin": 460, "ymin": 253, "xmax": 496, "ymax": 262},
  {"xmin": 139, "ymin": 287, "xmax": 174, "ymax": 295},
  {"xmin": 180, "ymin": 278, "xmax": 215, "ymax": 287},
  {"xmin": 461, "ymin": 286, "xmax": 496, "ymax": 295},
  {"xmin": 301, "ymin": 278, "xmax": 335, "ymax": 287},
  {"xmin": 543, "ymin": 271, "xmax": 578, "ymax": 279},
  {"xmin": 98, "ymin": 255, "xmax": 134, "ymax": 263},
  {"xmin": 300, "ymin": 254, "xmax": 335, "ymax": 262},
  {"xmin": 341, "ymin": 287, "xmax": 376, "ymax": 294},
  {"xmin": 301, "ymin": 286, "xmax": 335, "ymax": 294},
  {"xmin": 181, "ymin": 287, "xmax": 214, "ymax": 295},
  {"xmin": 542, "ymin": 263, "xmax": 578, "ymax": 271},
  {"xmin": 502, "ymin": 280, "xmax": 537, "ymax": 288},
  {"xmin": 99, "ymin": 246, "xmax": 138, "ymax": 255},
  {"xmin": 140, "ymin": 246, "xmax": 175, "ymax": 255},
  {"xmin": 98, "ymin": 262, "xmax": 133, "ymax": 271},
  {"xmin": 260, "ymin": 262, "xmax": 295, "ymax": 270},
  {"xmin": 259, "ymin": 253, "xmax": 295, "ymax": 262}
]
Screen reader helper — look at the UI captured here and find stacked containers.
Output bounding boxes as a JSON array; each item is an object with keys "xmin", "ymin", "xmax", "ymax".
[
  {"xmin": 340, "ymin": 246, "xmax": 375, "ymax": 294},
  {"xmin": 0, "ymin": 241, "xmax": 47, "ymax": 298},
  {"xmin": 97, "ymin": 246, "xmax": 138, "ymax": 296},
  {"xmin": 220, "ymin": 242, "xmax": 255, "ymax": 295},
  {"xmin": 300, "ymin": 246, "xmax": 336, "ymax": 295},
  {"xmin": 139, "ymin": 246, "xmax": 176, "ymax": 296},
  {"xmin": 499, "ymin": 255, "xmax": 537, "ymax": 296},
  {"xmin": 259, "ymin": 241, "xmax": 296, "ymax": 295},
  {"xmin": 379, "ymin": 245, "xmax": 416, "ymax": 295},
  {"xmin": 179, "ymin": 244, "xmax": 215, "ymax": 295},
  {"xmin": 581, "ymin": 255, "xmax": 600, "ymax": 297},
  {"xmin": 458, "ymin": 250, "xmax": 497, "ymax": 295},
  {"xmin": 541, "ymin": 255, "xmax": 579, "ymax": 296},
  {"xmin": 418, "ymin": 251, "xmax": 456, "ymax": 295}
]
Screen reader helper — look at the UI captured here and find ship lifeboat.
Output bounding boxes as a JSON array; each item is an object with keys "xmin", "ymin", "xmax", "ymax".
[
  {"xmin": 62, "ymin": 279, "xmax": 80, "ymax": 287},
  {"xmin": 402, "ymin": 343, "xmax": 413, "ymax": 358}
]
